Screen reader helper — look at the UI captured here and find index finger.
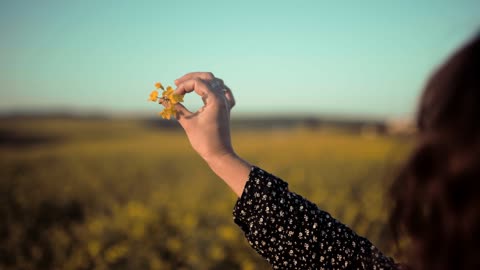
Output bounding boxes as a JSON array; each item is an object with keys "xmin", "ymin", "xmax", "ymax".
[
  {"xmin": 175, "ymin": 78, "xmax": 222, "ymax": 104},
  {"xmin": 175, "ymin": 72, "xmax": 215, "ymax": 85}
]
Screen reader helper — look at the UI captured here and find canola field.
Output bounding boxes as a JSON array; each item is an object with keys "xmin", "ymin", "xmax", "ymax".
[{"xmin": 0, "ymin": 118, "xmax": 411, "ymax": 269}]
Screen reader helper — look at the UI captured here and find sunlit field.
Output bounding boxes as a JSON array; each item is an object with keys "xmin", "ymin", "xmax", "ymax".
[{"xmin": 0, "ymin": 118, "xmax": 411, "ymax": 270}]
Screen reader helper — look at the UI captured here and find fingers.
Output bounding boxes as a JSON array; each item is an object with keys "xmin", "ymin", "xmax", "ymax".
[
  {"xmin": 174, "ymin": 71, "xmax": 235, "ymax": 110},
  {"xmin": 173, "ymin": 103, "xmax": 194, "ymax": 124},
  {"xmin": 209, "ymin": 78, "xmax": 224, "ymax": 90},
  {"xmin": 224, "ymin": 86, "xmax": 236, "ymax": 109},
  {"xmin": 175, "ymin": 78, "xmax": 211, "ymax": 97},
  {"xmin": 175, "ymin": 72, "xmax": 215, "ymax": 85},
  {"xmin": 175, "ymin": 71, "xmax": 225, "ymax": 92}
]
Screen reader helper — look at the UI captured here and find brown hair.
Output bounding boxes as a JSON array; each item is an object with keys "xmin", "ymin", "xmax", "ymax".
[{"xmin": 390, "ymin": 32, "xmax": 480, "ymax": 270}]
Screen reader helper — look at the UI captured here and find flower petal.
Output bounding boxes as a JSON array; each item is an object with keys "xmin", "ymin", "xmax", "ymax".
[{"xmin": 148, "ymin": 90, "xmax": 159, "ymax": 101}]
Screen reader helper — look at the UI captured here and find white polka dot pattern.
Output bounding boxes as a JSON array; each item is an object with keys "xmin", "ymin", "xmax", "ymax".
[{"xmin": 233, "ymin": 166, "xmax": 398, "ymax": 269}]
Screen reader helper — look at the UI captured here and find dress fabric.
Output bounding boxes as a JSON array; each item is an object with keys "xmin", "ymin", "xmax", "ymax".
[{"xmin": 233, "ymin": 166, "xmax": 398, "ymax": 270}]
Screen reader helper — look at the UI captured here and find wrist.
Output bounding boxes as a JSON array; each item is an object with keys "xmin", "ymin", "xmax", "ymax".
[
  {"xmin": 203, "ymin": 151, "xmax": 252, "ymax": 197},
  {"xmin": 203, "ymin": 150, "xmax": 237, "ymax": 168}
]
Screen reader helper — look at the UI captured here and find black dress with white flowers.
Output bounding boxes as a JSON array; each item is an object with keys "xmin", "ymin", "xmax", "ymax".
[{"xmin": 233, "ymin": 166, "xmax": 398, "ymax": 270}]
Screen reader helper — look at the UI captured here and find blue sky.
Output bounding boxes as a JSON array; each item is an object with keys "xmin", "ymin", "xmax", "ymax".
[{"xmin": 0, "ymin": 0, "xmax": 478, "ymax": 118}]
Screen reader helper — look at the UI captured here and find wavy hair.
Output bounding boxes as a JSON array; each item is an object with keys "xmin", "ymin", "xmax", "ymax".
[{"xmin": 390, "ymin": 33, "xmax": 480, "ymax": 270}]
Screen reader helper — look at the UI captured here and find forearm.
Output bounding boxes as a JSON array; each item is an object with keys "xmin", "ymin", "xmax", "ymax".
[
  {"xmin": 204, "ymin": 153, "xmax": 252, "ymax": 197},
  {"xmin": 233, "ymin": 166, "xmax": 398, "ymax": 269}
]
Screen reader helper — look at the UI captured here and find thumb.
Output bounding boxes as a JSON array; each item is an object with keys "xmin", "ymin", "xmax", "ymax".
[
  {"xmin": 174, "ymin": 103, "xmax": 194, "ymax": 125},
  {"xmin": 224, "ymin": 86, "xmax": 235, "ymax": 110}
]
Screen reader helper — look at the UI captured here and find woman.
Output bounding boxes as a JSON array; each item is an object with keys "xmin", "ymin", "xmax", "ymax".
[{"xmin": 169, "ymin": 33, "xmax": 479, "ymax": 270}]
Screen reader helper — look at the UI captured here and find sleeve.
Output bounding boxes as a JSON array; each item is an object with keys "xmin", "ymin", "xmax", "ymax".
[{"xmin": 233, "ymin": 166, "xmax": 398, "ymax": 270}]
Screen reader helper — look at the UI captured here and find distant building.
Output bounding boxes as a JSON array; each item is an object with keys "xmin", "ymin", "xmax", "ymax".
[{"xmin": 386, "ymin": 118, "xmax": 416, "ymax": 136}]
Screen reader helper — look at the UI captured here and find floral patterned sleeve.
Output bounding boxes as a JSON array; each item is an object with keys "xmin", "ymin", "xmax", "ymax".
[{"xmin": 233, "ymin": 166, "xmax": 398, "ymax": 270}]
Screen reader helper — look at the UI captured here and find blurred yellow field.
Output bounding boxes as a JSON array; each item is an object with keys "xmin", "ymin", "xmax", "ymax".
[{"xmin": 0, "ymin": 118, "xmax": 411, "ymax": 270}]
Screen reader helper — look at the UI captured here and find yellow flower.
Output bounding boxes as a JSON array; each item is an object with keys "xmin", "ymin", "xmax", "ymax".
[
  {"xmin": 159, "ymin": 109, "xmax": 169, "ymax": 119},
  {"xmin": 159, "ymin": 106, "xmax": 177, "ymax": 120},
  {"xmin": 162, "ymin": 86, "xmax": 174, "ymax": 98},
  {"xmin": 170, "ymin": 93, "xmax": 184, "ymax": 104},
  {"xmin": 163, "ymin": 86, "xmax": 184, "ymax": 105},
  {"xmin": 148, "ymin": 90, "xmax": 159, "ymax": 101},
  {"xmin": 104, "ymin": 243, "xmax": 129, "ymax": 263},
  {"xmin": 147, "ymin": 81, "xmax": 184, "ymax": 120},
  {"xmin": 154, "ymin": 82, "xmax": 164, "ymax": 90}
]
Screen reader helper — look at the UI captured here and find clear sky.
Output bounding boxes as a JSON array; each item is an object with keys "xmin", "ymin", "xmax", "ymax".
[{"xmin": 0, "ymin": 0, "xmax": 478, "ymax": 118}]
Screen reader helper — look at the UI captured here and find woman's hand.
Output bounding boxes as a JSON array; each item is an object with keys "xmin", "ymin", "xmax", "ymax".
[
  {"xmin": 172, "ymin": 72, "xmax": 251, "ymax": 197},
  {"xmin": 173, "ymin": 72, "xmax": 236, "ymax": 163}
]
